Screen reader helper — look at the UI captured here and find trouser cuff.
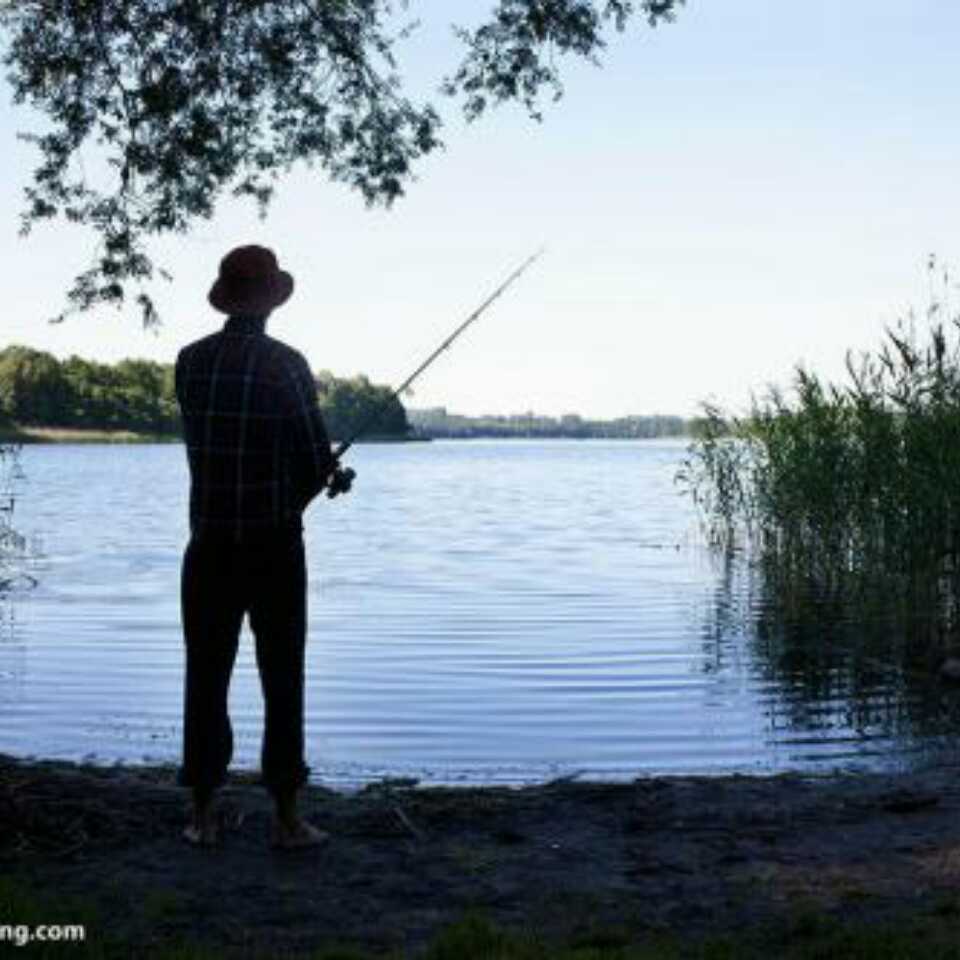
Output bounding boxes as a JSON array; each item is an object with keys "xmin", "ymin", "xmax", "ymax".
[{"xmin": 261, "ymin": 763, "xmax": 311, "ymax": 794}]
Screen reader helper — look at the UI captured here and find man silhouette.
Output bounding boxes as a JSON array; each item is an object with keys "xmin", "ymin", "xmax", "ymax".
[{"xmin": 175, "ymin": 244, "xmax": 352, "ymax": 847}]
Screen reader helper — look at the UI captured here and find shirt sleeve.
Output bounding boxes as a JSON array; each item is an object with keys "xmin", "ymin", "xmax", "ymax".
[
  {"xmin": 174, "ymin": 348, "xmax": 191, "ymax": 426},
  {"xmin": 286, "ymin": 353, "xmax": 337, "ymax": 510},
  {"xmin": 174, "ymin": 349, "xmax": 184, "ymax": 408}
]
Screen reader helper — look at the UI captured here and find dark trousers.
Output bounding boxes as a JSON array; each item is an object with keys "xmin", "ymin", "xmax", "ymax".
[{"xmin": 179, "ymin": 533, "xmax": 310, "ymax": 793}]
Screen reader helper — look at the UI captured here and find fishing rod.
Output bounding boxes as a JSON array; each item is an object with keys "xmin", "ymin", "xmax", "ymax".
[{"xmin": 328, "ymin": 248, "xmax": 545, "ymax": 487}]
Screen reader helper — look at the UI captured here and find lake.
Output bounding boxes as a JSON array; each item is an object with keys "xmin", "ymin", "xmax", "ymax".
[{"xmin": 2, "ymin": 439, "xmax": 959, "ymax": 788}]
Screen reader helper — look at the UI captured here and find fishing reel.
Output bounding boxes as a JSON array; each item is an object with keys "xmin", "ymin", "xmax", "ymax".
[{"xmin": 326, "ymin": 465, "xmax": 356, "ymax": 499}]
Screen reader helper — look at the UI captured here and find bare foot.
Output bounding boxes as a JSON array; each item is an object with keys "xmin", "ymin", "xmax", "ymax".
[
  {"xmin": 182, "ymin": 810, "xmax": 220, "ymax": 847},
  {"xmin": 270, "ymin": 816, "xmax": 329, "ymax": 850}
]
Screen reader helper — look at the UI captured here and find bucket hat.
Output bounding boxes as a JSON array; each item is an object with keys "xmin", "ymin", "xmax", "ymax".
[{"xmin": 208, "ymin": 245, "xmax": 294, "ymax": 315}]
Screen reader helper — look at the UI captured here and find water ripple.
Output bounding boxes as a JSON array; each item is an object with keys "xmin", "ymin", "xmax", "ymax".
[{"xmin": 1, "ymin": 440, "xmax": 952, "ymax": 785}]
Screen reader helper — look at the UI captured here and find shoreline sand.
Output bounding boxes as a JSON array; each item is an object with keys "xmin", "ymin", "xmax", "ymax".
[{"xmin": 5, "ymin": 752, "xmax": 960, "ymax": 955}]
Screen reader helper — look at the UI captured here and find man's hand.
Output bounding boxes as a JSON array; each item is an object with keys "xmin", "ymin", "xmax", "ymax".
[{"xmin": 325, "ymin": 465, "xmax": 356, "ymax": 499}]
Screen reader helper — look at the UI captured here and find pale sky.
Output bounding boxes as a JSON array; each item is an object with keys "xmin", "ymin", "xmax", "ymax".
[{"xmin": 2, "ymin": 1, "xmax": 958, "ymax": 419}]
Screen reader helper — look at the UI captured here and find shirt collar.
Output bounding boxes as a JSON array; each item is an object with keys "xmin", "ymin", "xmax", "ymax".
[{"xmin": 223, "ymin": 315, "xmax": 267, "ymax": 336}]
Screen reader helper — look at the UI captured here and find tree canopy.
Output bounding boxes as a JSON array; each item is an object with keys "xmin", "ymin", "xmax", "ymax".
[
  {"xmin": 1, "ymin": 1, "xmax": 683, "ymax": 325},
  {"xmin": 315, "ymin": 369, "xmax": 409, "ymax": 441},
  {"xmin": 0, "ymin": 345, "xmax": 410, "ymax": 440},
  {"xmin": 0, "ymin": 345, "xmax": 181, "ymax": 432}
]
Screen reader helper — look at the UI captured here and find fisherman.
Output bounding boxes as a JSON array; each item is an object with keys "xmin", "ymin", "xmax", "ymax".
[{"xmin": 175, "ymin": 244, "xmax": 353, "ymax": 848}]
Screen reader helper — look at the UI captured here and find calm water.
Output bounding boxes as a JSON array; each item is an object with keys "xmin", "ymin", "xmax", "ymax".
[{"xmin": 2, "ymin": 440, "xmax": 959, "ymax": 787}]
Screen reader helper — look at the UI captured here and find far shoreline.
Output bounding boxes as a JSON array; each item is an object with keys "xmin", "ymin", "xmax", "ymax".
[
  {"xmin": 0, "ymin": 425, "xmax": 429, "ymax": 445},
  {"xmin": 0, "ymin": 425, "xmax": 698, "ymax": 445},
  {"xmin": 0, "ymin": 425, "xmax": 180, "ymax": 444}
]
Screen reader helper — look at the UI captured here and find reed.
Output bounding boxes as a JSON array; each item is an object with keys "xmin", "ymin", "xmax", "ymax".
[
  {"xmin": 678, "ymin": 261, "xmax": 960, "ymax": 638},
  {"xmin": 0, "ymin": 444, "xmax": 26, "ymax": 585}
]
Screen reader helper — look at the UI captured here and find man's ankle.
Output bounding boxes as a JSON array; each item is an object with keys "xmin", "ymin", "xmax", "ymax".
[
  {"xmin": 193, "ymin": 786, "xmax": 216, "ymax": 816},
  {"xmin": 272, "ymin": 789, "xmax": 299, "ymax": 826}
]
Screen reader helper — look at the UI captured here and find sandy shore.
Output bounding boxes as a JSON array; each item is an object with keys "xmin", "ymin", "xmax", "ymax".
[{"xmin": 4, "ymin": 753, "xmax": 960, "ymax": 955}]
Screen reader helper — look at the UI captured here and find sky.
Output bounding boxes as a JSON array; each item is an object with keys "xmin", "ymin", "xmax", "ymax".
[{"xmin": 2, "ymin": 0, "xmax": 959, "ymax": 419}]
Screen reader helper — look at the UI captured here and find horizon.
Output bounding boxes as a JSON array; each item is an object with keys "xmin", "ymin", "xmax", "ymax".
[{"xmin": 0, "ymin": 338, "xmax": 695, "ymax": 424}]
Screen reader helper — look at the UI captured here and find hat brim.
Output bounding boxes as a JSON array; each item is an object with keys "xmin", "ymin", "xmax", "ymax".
[{"xmin": 208, "ymin": 270, "xmax": 294, "ymax": 315}]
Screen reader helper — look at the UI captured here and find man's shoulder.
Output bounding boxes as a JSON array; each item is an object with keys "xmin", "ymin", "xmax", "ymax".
[
  {"xmin": 176, "ymin": 331, "xmax": 221, "ymax": 366},
  {"xmin": 262, "ymin": 334, "xmax": 307, "ymax": 365},
  {"xmin": 175, "ymin": 331, "xmax": 312, "ymax": 388},
  {"xmin": 260, "ymin": 335, "xmax": 313, "ymax": 381}
]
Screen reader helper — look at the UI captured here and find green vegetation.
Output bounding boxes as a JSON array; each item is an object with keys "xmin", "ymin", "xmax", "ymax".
[
  {"xmin": 0, "ymin": 345, "xmax": 693, "ymax": 444},
  {"xmin": 678, "ymin": 262, "xmax": 960, "ymax": 639},
  {"xmin": 0, "ymin": 444, "xmax": 25, "ymax": 579},
  {"xmin": 0, "ymin": 346, "xmax": 179, "ymax": 435},
  {"xmin": 409, "ymin": 408, "xmax": 688, "ymax": 440},
  {"xmin": 1, "ymin": 1, "xmax": 682, "ymax": 324},
  {"xmin": 316, "ymin": 370, "xmax": 410, "ymax": 442},
  {"xmin": 0, "ymin": 346, "xmax": 409, "ymax": 443},
  {"xmin": 3, "ymin": 874, "xmax": 960, "ymax": 959}
]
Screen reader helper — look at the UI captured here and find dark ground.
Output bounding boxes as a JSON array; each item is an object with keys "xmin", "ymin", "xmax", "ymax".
[{"xmin": 4, "ymin": 753, "xmax": 960, "ymax": 956}]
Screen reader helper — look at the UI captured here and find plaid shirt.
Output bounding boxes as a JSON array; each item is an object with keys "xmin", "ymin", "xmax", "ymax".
[{"xmin": 175, "ymin": 316, "xmax": 336, "ymax": 542}]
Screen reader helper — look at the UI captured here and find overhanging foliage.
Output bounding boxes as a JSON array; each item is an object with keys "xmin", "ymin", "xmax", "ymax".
[{"xmin": 0, "ymin": 0, "xmax": 682, "ymax": 325}]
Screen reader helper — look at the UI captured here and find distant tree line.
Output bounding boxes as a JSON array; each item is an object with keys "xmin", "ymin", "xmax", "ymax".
[
  {"xmin": 314, "ymin": 370, "xmax": 409, "ymax": 441},
  {"xmin": 0, "ymin": 345, "xmax": 179, "ymax": 434},
  {"xmin": 0, "ymin": 346, "xmax": 410, "ymax": 441},
  {"xmin": 408, "ymin": 408, "xmax": 691, "ymax": 439},
  {"xmin": 0, "ymin": 346, "xmax": 695, "ymax": 442}
]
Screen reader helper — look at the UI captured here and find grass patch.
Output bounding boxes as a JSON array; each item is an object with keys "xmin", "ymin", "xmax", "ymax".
[
  {"xmin": 4, "ymin": 876, "xmax": 960, "ymax": 959},
  {"xmin": 0, "ymin": 424, "xmax": 177, "ymax": 443}
]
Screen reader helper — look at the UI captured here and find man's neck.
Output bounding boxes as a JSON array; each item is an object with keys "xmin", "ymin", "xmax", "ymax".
[{"xmin": 225, "ymin": 314, "xmax": 268, "ymax": 334}]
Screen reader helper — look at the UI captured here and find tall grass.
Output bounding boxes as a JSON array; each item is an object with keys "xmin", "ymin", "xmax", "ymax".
[
  {"xmin": 678, "ymin": 261, "xmax": 960, "ymax": 638},
  {"xmin": 0, "ymin": 444, "xmax": 26, "ymax": 586}
]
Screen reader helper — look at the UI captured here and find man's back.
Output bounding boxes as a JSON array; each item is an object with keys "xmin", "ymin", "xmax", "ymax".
[
  {"xmin": 178, "ymin": 246, "xmax": 339, "ymax": 849},
  {"xmin": 176, "ymin": 316, "xmax": 334, "ymax": 542}
]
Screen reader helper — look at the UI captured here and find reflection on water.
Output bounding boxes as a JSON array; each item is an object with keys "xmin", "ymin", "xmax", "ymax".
[
  {"xmin": 0, "ymin": 444, "xmax": 27, "ymax": 581},
  {"xmin": 2, "ymin": 440, "xmax": 960, "ymax": 786},
  {"xmin": 0, "ymin": 591, "xmax": 26, "ymax": 709},
  {"xmin": 0, "ymin": 443, "xmax": 31, "ymax": 706},
  {"xmin": 699, "ymin": 550, "xmax": 960, "ymax": 771}
]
